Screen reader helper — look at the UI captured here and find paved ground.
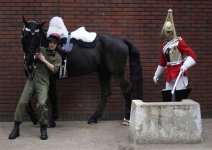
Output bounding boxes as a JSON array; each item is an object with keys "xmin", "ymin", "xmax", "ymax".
[{"xmin": 0, "ymin": 119, "xmax": 211, "ymax": 150}]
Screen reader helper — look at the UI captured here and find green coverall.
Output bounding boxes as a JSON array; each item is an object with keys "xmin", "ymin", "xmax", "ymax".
[{"xmin": 14, "ymin": 47, "xmax": 62, "ymax": 125}]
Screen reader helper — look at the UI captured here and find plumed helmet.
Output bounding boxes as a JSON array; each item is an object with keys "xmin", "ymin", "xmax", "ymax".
[
  {"xmin": 164, "ymin": 21, "xmax": 173, "ymax": 31},
  {"xmin": 48, "ymin": 33, "xmax": 61, "ymax": 43},
  {"xmin": 47, "ymin": 16, "xmax": 68, "ymax": 39},
  {"xmin": 161, "ymin": 9, "xmax": 177, "ymax": 38}
]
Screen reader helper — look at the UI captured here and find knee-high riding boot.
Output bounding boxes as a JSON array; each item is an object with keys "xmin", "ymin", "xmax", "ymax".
[
  {"xmin": 161, "ymin": 90, "xmax": 172, "ymax": 102},
  {"xmin": 175, "ymin": 88, "xmax": 192, "ymax": 101}
]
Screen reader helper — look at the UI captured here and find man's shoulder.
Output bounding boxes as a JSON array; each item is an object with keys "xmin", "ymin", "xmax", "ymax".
[
  {"xmin": 38, "ymin": 46, "xmax": 47, "ymax": 52},
  {"xmin": 177, "ymin": 37, "xmax": 187, "ymax": 44},
  {"xmin": 55, "ymin": 50, "xmax": 61, "ymax": 56},
  {"xmin": 55, "ymin": 51, "xmax": 62, "ymax": 60},
  {"xmin": 177, "ymin": 37, "xmax": 183, "ymax": 41}
]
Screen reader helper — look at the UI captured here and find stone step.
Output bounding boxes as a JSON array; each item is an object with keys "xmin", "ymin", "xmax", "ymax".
[{"xmin": 129, "ymin": 99, "xmax": 202, "ymax": 144}]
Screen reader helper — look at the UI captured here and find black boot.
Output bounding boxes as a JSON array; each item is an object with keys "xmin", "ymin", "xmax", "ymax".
[
  {"xmin": 40, "ymin": 125, "xmax": 48, "ymax": 140},
  {"xmin": 175, "ymin": 88, "xmax": 192, "ymax": 101},
  {"xmin": 161, "ymin": 90, "xmax": 172, "ymax": 102},
  {"xmin": 8, "ymin": 121, "xmax": 21, "ymax": 140}
]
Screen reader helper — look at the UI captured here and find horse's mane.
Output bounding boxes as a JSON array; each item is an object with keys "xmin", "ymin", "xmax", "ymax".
[{"xmin": 40, "ymin": 27, "xmax": 48, "ymax": 48}]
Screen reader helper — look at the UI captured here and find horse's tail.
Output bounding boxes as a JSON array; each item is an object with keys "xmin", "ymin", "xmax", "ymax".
[{"xmin": 124, "ymin": 40, "xmax": 143, "ymax": 99}]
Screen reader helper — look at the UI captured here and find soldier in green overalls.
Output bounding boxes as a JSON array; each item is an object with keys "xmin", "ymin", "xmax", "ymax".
[{"xmin": 9, "ymin": 33, "xmax": 62, "ymax": 140}]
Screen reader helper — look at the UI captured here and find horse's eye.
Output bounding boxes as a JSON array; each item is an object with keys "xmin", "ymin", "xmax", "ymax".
[
  {"xmin": 35, "ymin": 29, "xmax": 39, "ymax": 33},
  {"xmin": 25, "ymin": 28, "xmax": 31, "ymax": 32}
]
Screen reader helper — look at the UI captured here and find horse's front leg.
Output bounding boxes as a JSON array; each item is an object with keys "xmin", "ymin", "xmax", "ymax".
[
  {"xmin": 47, "ymin": 75, "xmax": 59, "ymax": 128},
  {"xmin": 88, "ymin": 71, "xmax": 111, "ymax": 124},
  {"xmin": 27, "ymin": 101, "xmax": 38, "ymax": 125}
]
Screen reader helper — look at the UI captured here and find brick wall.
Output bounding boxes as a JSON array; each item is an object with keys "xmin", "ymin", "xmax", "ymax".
[{"xmin": 0, "ymin": 0, "xmax": 212, "ymax": 121}]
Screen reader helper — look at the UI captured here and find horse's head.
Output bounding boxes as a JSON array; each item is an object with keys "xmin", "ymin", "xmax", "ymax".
[{"xmin": 22, "ymin": 16, "xmax": 46, "ymax": 75}]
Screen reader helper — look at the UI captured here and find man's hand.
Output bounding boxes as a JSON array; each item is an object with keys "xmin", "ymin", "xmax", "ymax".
[
  {"xmin": 153, "ymin": 76, "xmax": 159, "ymax": 83},
  {"xmin": 153, "ymin": 65, "xmax": 165, "ymax": 84},
  {"xmin": 36, "ymin": 52, "xmax": 46, "ymax": 62},
  {"xmin": 35, "ymin": 52, "xmax": 55, "ymax": 72},
  {"xmin": 180, "ymin": 65, "xmax": 187, "ymax": 73},
  {"xmin": 180, "ymin": 56, "xmax": 196, "ymax": 73}
]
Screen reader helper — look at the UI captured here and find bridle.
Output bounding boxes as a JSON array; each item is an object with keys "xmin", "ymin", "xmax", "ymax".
[{"xmin": 22, "ymin": 18, "xmax": 46, "ymax": 79}]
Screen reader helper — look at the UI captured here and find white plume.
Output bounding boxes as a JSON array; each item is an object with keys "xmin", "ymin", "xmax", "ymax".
[{"xmin": 47, "ymin": 16, "xmax": 68, "ymax": 39}]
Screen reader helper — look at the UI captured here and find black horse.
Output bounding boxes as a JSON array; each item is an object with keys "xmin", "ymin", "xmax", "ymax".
[{"xmin": 22, "ymin": 17, "xmax": 143, "ymax": 127}]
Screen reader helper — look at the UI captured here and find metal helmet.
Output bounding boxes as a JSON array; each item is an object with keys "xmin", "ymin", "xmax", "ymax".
[{"xmin": 161, "ymin": 9, "xmax": 177, "ymax": 38}]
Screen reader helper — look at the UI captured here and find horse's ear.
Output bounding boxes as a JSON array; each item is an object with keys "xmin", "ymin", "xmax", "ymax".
[{"xmin": 23, "ymin": 15, "xmax": 27, "ymax": 25}]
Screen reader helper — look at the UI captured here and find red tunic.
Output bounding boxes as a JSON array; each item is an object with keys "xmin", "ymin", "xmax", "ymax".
[{"xmin": 159, "ymin": 39, "xmax": 196, "ymax": 83}]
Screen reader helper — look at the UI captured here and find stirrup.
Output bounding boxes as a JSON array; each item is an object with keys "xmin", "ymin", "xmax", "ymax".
[{"xmin": 59, "ymin": 58, "xmax": 68, "ymax": 78}]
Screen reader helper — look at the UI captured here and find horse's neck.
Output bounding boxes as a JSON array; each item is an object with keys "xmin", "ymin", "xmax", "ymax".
[{"xmin": 41, "ymin": 31, "xmax": 48, "ymax": 47}]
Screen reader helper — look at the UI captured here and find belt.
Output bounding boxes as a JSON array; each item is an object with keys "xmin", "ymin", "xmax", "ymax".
[{"xmin": 167, "ymin": 60, "xmax": 183, "ymax": 66}]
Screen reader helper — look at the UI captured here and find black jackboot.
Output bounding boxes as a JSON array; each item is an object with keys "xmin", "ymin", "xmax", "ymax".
[
  {"xmin": 161, "ymin": 90, "xmax": 172, "ymax": 102},
  {"xmin": 40, "ymin": 125, "xmax": 48, "ymax": 140},
  {"xmin": 175, "ymin": 88, "xmax": 192, "ymax": 101},
  {"xmin": 8, "ymin": 121, "xmax": 21, "ymax": 140}
]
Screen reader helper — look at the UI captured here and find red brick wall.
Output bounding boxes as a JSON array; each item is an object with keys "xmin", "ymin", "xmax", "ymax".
[{"xmin": 0, "ymin": 0, "xmax": 212, "ymax": 121}]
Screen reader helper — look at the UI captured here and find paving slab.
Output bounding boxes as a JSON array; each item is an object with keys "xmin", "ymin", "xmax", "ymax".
[{"xmin": 0, "ymin": 119, "xmax": 211, "ymax": 150}]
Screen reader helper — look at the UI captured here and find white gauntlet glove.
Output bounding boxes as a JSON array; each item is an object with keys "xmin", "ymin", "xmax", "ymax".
[
  {"xmin": 180, "ymin": 65, "xmax": 187, "ymax": 73},
  {"xmin": 153, "ymin": 76, "xmax": 158, "ymax": 83},
  {"xmin": 180, "ymin": 56, "xmax": 196, "ymax": 73},
  {"xmin": 153, "ymin": 65, "xmax": 165, "ymax": 83}
]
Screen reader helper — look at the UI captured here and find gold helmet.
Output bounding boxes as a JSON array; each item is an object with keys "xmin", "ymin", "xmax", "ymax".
[{"xmin": 161, "ymin": 9, "xmax": 177, "ymax": 38}]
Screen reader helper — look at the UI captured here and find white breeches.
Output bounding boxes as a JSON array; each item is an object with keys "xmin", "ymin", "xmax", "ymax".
[{"xmin": 165, "ymin": 76, "xmax": 188, "ymax": 90}]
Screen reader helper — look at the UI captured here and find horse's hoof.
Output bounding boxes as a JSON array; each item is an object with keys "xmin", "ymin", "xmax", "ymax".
[
  {"xmin": 47, "ymin": 121, "xmax": 56, "ymax": 128},
  {"xmin": 32, "ymin": 119, "xmax": 38, "ymax": 125},
  {"xmin": 87, "ymin": 118, "xmax": 97, "ymax": 124},
  {"xmin": 121, "ymin": 118, "xmax": 130, "ymax": 126},
  {"xmin": 30, "ymin": 113, "xmax": 38, "ymax": 125}
]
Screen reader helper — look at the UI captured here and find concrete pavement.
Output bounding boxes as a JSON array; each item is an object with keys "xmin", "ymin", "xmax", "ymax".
[{"xmin": 0, "ymin": 119, "xmax": 211, "ymax": 150}]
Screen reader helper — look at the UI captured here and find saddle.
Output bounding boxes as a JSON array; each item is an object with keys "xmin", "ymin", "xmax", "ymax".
[
  {"xmin": 59, "ymin": 27, "xmax": 97, "ymax": 78},
  {"xmin": 71, "ymin": 26, "xmax": 96, "ymax": 43},
  {"xmin": 60, "ymin": 27, "xmax": 97, "ymax": 52}
]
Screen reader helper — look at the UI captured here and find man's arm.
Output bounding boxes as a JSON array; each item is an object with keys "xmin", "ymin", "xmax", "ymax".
[{"xmin": 36, "ymin": 52, "xmax": 55, "ymax": 72}]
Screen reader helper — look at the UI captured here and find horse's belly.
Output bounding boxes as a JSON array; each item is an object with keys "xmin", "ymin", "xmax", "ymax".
[
  {"xmin": 67, "ymin": 65, "xmax": 97, "ymax": 76},
  {"xmin": 66, "ymin": 57, "xmax": 99, "ymax": 76}
]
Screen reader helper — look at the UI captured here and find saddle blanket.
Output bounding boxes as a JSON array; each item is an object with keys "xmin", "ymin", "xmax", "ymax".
[
  {"xmin": 71, "ymin": 26, "xmax": 97, "ymax": 43},
  {"xmin": 62, "ymin": 27, "xmax": 97, "ymax": 52}
]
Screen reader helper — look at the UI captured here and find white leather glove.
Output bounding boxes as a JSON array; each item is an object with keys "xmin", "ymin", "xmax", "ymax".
[
  {"xmin": 180, "ymin": 56, "xmax": 196, "ymax": 73},
  {"xmin": 153, "ymin": 76, "xmax": 159, "ymax": 83},
  {"xmin": 153, "ymin": 65, "xmax": 165, "ymax": 83},
  {"xmin": 180, "ymin": 65, "xmax": 187, "ymax": 73}
]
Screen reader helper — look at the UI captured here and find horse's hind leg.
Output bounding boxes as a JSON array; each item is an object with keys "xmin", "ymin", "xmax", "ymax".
[
  {"xmin": 47, "ymin": 76, "xmax": 59, "ymax": 128},
  {"xmin": 117, "ymin": 76, "xmax": 132, "ymax": 120},
  {"xmin": 88, "ymin": 71, "xmax": 111, "ymax": 124}
]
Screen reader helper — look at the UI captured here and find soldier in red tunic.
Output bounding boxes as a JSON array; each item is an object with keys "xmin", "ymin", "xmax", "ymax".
[{"xmin": 153, "ymin": 9, "xmax": 197, "ymax": 102}]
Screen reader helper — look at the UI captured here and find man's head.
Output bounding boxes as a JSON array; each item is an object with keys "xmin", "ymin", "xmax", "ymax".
[
  {"xmin": 161, "ymin": 9, "xmax": 177, "ymax": 41},
  {"xmin": 48, "ymin": 33, "xmax": 61, "ymax": 51}
]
